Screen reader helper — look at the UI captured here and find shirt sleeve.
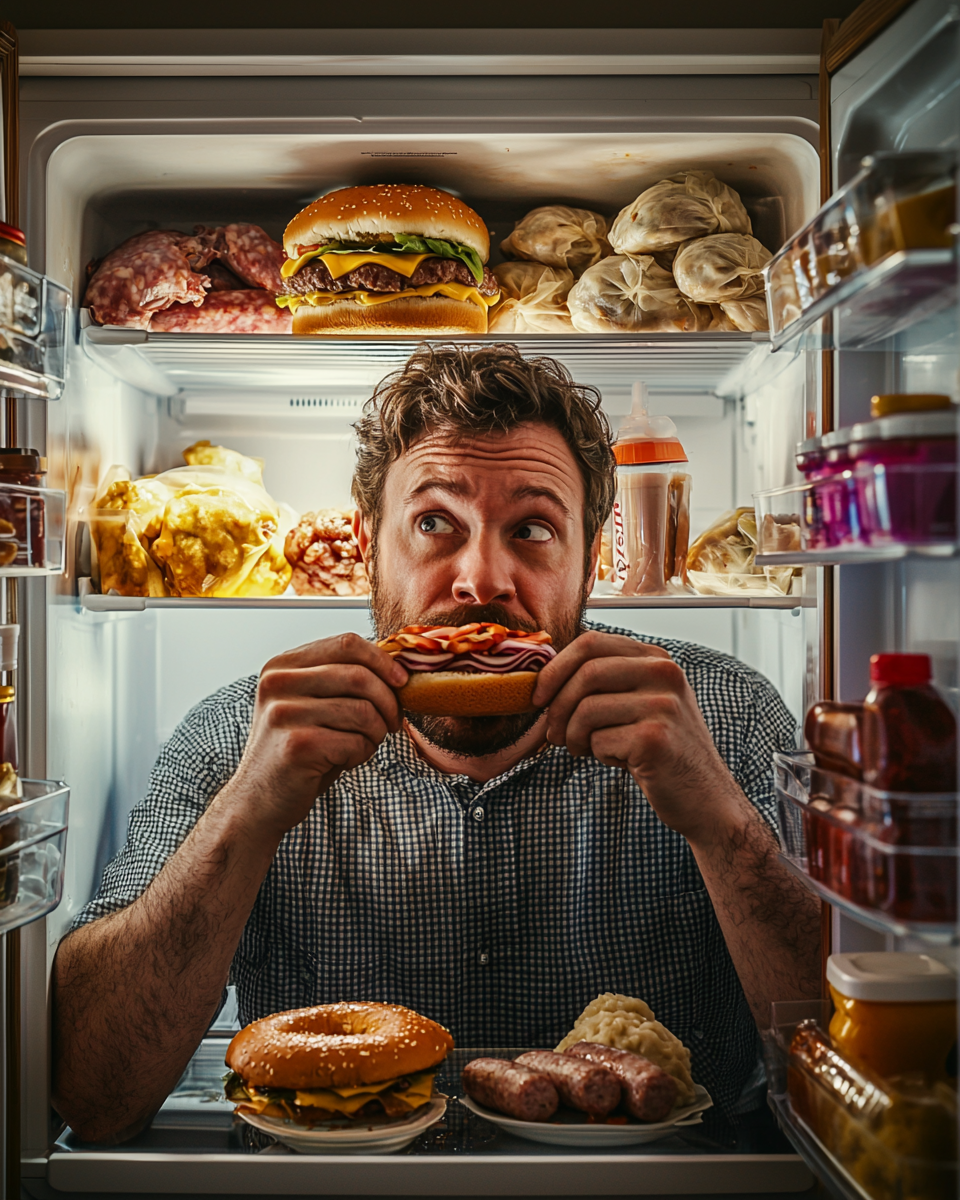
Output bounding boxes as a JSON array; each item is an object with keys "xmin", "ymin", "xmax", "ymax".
[
  {"xmin": 69, "ymin": 678, "xmax": 255, "ymax": 931},
  {"xmin": 734, "ymin": 675, "xmax": 799, "ymax": 833}
]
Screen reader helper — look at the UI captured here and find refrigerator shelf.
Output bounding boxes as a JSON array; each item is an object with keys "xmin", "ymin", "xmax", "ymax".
[
  {"xmin": 0, "ymin": 780, "xmax": 70, "ymax": 936},
  {"xmin": 0, "ymin": 483, "xmax": 66, "ymax": 576},
  {"xmin": 80, "ymin": 325, "xmax": 767, "ymax": 396},
  {"xmin": 756, "ymin": 544, "xmax": 957, "ymax": 566},
  {"xmin": 769, "ymin": 247, "xmax": 956, "ymax": 353},
  {"xmin": 77, "ymin": 579, "xmax": 816, "ymax": 612},
  {"xmin": 769, "ymin": 1093, "xmax": 870, "ymax": 1200},
  {"xmin": 0, "ymin": 255, "xmax": 70, "ymax": 399}
]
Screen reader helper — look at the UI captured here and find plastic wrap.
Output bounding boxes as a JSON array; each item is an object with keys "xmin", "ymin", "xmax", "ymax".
[
  {"xmin": 673, "ymin": 233, "xmax": 772, "ymax": 304},
  {"xmin": 499, "ymin": 206, "xmax": 611, "ymax": 276},
  {"xmin": 608, "ymin": 170, "xmax": 751, "ymax": 255},
  {"xmin": 567, "ymin": 255, "xmax": 709, "ymax": 333},
  {"xmin": 686, "ymin": 507, "xmax": 794, "ymax": 595},
  {"xmin": 719, "ymin": 296, "xmax": 769, "ymax": 332},
  {"xmin": 488, "ymin": 262, "xmax": 575, "ymax": 333},
  {"xmin": 90, "ymin": 443, "xmax": 295, "ymax": 598}
]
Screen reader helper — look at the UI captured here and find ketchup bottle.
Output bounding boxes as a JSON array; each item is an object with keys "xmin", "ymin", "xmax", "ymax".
[{"xmin": 863, "ymin": 653, "xmax": 957, "ymax": 922}]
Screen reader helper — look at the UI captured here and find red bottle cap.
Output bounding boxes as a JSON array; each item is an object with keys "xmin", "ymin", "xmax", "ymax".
[{"xmin": 869, "ymin": 653, "xmax": 932, "ymax": 687}]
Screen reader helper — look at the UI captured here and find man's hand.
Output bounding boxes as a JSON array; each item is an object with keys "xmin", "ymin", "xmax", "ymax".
[
  {"xmin": 532, "ymin": 630, "xmax": 743, "ymax": 846},
  {"xmin": 223, "ymin": 633, "xmax": 408, "ymax": 839}
]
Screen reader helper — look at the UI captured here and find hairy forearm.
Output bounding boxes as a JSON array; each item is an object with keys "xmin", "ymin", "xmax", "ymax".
[
  {"xmin": 690, "ymin": 790, "xmax": 821, "ymax": 1031},
  {"xmin": 52, "ymin": 786, "xmax": 280, "ymax": 1143}
]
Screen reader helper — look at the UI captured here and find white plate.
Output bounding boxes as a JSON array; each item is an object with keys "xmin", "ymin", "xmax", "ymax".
[
  {"xmin": 459, "ymin": 1085, "xmax": 714, "ymax": 1146},
  {"xmin": 235, "ymin": 1094, "xmax": 448, "ymax": 1154}
]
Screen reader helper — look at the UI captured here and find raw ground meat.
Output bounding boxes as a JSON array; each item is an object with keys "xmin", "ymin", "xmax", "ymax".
[
  {"xmin": 83, "ymin": 230, "xmax": 215, "ymax": 328},
  {"xmin": 284, "ymin": 509, "xmax": 369, "ymax": 597},
  {"xmin": 197, "ymin": 223, "xmax": 286, "ymax": 292},
  {"xmin": 150, "ymin": 291, "xmax": 291, "ymax": 333}
]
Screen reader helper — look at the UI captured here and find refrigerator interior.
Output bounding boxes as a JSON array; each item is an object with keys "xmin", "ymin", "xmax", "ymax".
[{"xmin": 17, "ymin": 81, "xmax": 826, "ymax": 1191}]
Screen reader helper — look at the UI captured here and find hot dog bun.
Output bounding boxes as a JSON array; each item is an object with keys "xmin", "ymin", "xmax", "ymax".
[{"xmin": 399, "ymin": 669, "xmax": 539, "ymax": 716}]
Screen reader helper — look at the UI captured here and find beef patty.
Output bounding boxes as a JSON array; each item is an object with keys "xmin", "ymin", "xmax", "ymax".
[{"xmin": 280, "ymin": 256, "xmax": 499, "ymax": 298}]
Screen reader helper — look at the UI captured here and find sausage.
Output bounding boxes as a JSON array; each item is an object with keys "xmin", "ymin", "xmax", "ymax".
[
  {"xmin": 461, "ymin": 1057, "xmax": 558, "ymax": 1122},
  {"xmin": 150, "ymin": 291, "xmax": 292, "ymax": 334},
  {"xmin": 514, "ymin": 1050, "xmax": 621, "ymax": 1117},
  {"xmin": 565, "ymin": 1042, "xmax": 678, "ymax": 1122}
]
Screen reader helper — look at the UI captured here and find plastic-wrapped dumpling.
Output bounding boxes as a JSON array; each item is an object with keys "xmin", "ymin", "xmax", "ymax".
[
  {"xmin": 183, "ymin": 439, "xmax": 264, "ymax": 485},
  {"xmin": 673, "ymin": 233, "xmax": 771, "ymax": 304},
  {"xmin": 609, "ymin": 170, "xmax": 751, "ymax": 254},
  {"xmin": 567, "ymin": 255, "xmax": 709, "ymax": 333},
  {"xmin": 488, "ymin": 262, "xmax": 575, "ymax": 333},
  {"xmin": 500, "ymin": 206, "xmax": 611, "ymax": 276},
  {"xmin": 719, "ymin": 296, "xmax": 769, "ymax": 332}
]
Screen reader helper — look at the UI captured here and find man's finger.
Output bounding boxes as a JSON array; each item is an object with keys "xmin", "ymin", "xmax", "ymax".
[
  {"xmin": 532, "ymin": 631, "xmax": 669, "ymax": 707},
  {"xmin": 544, "ymin": 656, "xmax": 680, "ymax": 742},
  {"xmin": 260, "ymin": 662, "xmax": 405, "ymax": 732},
  {"xmin": 264, "ymin": 632, "xmax": 408, "ymax": 688},
  {"xmin": 263, "ymin": 695, "xmax": 394, "ymax": 745}
]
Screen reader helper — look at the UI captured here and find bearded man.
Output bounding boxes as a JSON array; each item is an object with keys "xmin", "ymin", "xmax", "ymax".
[{"xmin": 52, "ymin": 344, "xmax": 820, "ymax": 1144}]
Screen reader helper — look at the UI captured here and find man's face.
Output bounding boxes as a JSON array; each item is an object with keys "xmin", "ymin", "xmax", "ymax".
[{"xmin": 360, "ymin": 420, "xmax": 596, "ymax": 757}]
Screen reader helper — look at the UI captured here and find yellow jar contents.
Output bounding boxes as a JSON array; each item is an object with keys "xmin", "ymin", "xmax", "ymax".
[{"xmin": 829, "ymin": 983, "xmax": 957, "ymax": 1081}]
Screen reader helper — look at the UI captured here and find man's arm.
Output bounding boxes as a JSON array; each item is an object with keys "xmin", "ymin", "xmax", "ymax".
[
  {"xmin": 533, "ymin": 631, "xmax": 821, "ymax": 1030},
  {"xmin": 52, "ymin": 634, "xmax": 407, "ymax": 1144}
]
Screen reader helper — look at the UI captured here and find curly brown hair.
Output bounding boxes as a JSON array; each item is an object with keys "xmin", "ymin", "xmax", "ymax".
[{"xmin": 352, "ymin": 343, "xmax": 616, "ymax": 550}]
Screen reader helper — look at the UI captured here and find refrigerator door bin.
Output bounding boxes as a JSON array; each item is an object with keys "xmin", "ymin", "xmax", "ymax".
[
  {"xmin": 0, "ymin": 483, "xmax": 65, "ymax": 575},
  {"xmin": 0, "ymin": 259, "xmax": 70, "ymax": 399},
  {"xmin": 774, "ymin": 751, "xmax": 958, "ymax": 936},
  {"xmin": 0, "ymin": 779, "xmax": 70, "ymax": 935}
]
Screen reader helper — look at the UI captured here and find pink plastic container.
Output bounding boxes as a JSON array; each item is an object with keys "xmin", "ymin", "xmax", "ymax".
[
  {"xmin": 850, "ymin": 409, "xmax": 957, "ymax": 544},
  {"xmin": 817, "ymin": 429, "xmax": 863, "ymax": 547}
]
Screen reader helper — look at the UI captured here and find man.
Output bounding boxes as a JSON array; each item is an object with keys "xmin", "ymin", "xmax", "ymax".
[{"xmin": 53, "ymin": 344, "xmax": 820, "ymax": 1145}]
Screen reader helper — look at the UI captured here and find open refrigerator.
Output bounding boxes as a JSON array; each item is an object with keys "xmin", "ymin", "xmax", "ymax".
[{"xmin": 0, "ymin": 1, "xmax": 954, "ymax": 1195}]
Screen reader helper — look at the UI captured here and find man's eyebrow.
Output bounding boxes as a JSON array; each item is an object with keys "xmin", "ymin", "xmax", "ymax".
[
  {"xmin": 509, "ymin": 484, "xmax": 574, "ymax": 517},
  {"xmin": 406, "ymin": 478, "xmax": 471, "ymax": 501}
]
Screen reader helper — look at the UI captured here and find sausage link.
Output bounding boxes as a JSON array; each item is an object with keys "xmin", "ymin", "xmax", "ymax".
[
  {"xmin": 515, "ymin": 1050, "xmax": 621, "ymax": 1117},
  {"xmin": 565, "ymin": 1042, "xmax": 678, "ymax": 1122},
  {"xmin": 462, "ymin": 1057, "xmax": 558, "ymax": 1122}
]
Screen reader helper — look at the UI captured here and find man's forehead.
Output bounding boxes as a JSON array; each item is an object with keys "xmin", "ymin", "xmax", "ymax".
[{"xmin": 397, "ymin": 422, "xmax": 580, "ymax": 479}]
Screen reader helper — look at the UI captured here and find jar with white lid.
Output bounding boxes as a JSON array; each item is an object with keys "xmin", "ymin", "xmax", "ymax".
[{"xmin": 827, "ymin": 951, "xmax": 957, "ymax": 1081}]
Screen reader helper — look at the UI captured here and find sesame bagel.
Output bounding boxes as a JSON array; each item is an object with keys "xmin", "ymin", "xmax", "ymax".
[
  {"xmin": 399, "ymin": 669, "xmax": 540, "ymax": 716},
  {"xmin": 225, "ymin": 1001, "xmax": 454, "ymax": 1090}
]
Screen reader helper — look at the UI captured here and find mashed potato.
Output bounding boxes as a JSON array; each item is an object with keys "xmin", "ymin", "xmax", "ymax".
[{"xmin": 555, "ymin": 993, "xmax": 696, "ymax": 1106}]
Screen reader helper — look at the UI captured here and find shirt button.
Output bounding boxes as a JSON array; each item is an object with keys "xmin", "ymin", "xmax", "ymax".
[
  {"xmin": 473, "ymin": 807, "xmax": 485, "ymax": 822},
  {"xmin": 478, "ymin": 950, "xmax": 490, "ymax": 965}
]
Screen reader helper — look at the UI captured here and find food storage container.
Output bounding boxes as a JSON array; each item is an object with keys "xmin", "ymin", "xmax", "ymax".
[
  {"xmin": 853, "ymin": 151, "xmax": 957, "ymax": 266},
  {"xmin": 849, "ymin": 406, "xmax": 957, "ymax": 544},
  {"xmin": 611, "ymin": 383, "xmax": 691, "ymax": 596},
  {"xmin": 0, "ymin": 780, "xmax": 70, "ymax": 932},
  {"xmin": 826, "ymin": 952, "xmax": 956, "ymax": 1081}
]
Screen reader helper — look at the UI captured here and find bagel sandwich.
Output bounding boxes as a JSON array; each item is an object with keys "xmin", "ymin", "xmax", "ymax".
[
  {"xmin": 378, "ymin": 622, "xmax": 556, "ymax": 716},
  {"xmin": 277, "ymin": 184, "xmax": 500, "ymax": 335},
  {"xmin": 224, "ymin": 1001, "xmax": 453, "ymax": 1124}
]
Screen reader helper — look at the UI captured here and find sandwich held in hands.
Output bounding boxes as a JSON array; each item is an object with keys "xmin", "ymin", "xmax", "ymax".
[
  {"xmin": 377, "ymin": 622, "xmax": 556, "ymax": 716},
  {"xmin": 224, "ymin": 1001, "xmax": 453, "ymax": 1125}
]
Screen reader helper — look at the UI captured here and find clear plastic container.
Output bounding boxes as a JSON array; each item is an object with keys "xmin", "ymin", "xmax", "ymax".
[
  {"xmin": 849, "ymin": 408, "xmax": 957, "ymax": 545},
  {"xmin": 611, "ymin": 383, "xmax": 691, "ymax": 596},
  {"xmin": 0, "ymin": 482, "xmax": 65, "ymax": 574},
  {"xmin": 775, "ymin": 751, "xmax": 957, "ymax": 924},
  {"xmin": 0, "ymin": 780, "xmax": 70, "ymax": 933},
  {"xmin": 853, "ymin": 151, "xmax": 957, "ymax": 266},
  {"xmin": 818, "ymin": 429, "xmax": 863, "ymax": 547}
]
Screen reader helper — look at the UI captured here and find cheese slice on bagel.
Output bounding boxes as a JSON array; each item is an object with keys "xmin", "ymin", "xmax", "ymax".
[{"xmin": 378, "ymin": 622, "xmax": 556, "ymax": 716}]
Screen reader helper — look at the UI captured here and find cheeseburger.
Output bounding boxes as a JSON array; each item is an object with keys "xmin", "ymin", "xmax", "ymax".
[
  {"xmin": 378, "ymin": 622, "xmax": 556, "ymax": 716},
  {"xmin": 277, "ymin": 184, "xmax": 500, "ymax": 335}
]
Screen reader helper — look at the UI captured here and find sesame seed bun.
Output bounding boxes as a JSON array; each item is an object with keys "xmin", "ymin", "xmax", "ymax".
[
  {"xmin": 399, "ymin": 670, "xmax": 540, "ymax": 716},
  {"xmin": 292, "ymin": 293, "xmax": 490, "ymax": 336},
  {"xmin": 284, "ymin": 184, "xmax": 490, "ymax": 261}
]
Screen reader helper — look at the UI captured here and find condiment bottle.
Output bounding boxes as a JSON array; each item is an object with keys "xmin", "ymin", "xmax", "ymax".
[
  {"xmin": 0, "ymin": 222, "xmax": 27, "ymax": 268},
  {"xmin": 863, "ymin": 653, "xmax": 957, "ymax": 792},
  {"xmin": 827, "ymin": 952, "xmax": 957, "ymax": 1081},
  {"xmin": 804, "ymin": 701, "xmax": 865, "ymax": 780},
  {"xmin": 0, "ymin": 624, "xmax": 18, "ymax": 772},
  {"xmin": 611, "ymin": 383, "xmax": 691, "ymax": 596}
]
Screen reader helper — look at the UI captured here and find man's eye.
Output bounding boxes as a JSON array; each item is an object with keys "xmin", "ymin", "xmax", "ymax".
[
  {"xmin": 418, "ymin": 515, "xmax": 455, "ymax": 534},
  {"xmin": 514, "ymin": 523, "xmax": 552, "ymax": 542}
]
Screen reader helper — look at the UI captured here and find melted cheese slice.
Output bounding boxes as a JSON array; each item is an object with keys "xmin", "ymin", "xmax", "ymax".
[
  {"xmin": 276, "ymin": 282, "xmax": 499, "ymax": 313},
  {"xmin": 242, "ymin": 1071, "xmax": 435, "ymax": 1116},
  {"xmin": 280, "ymin": 250, "xmax": 433, "ymax": 280}
]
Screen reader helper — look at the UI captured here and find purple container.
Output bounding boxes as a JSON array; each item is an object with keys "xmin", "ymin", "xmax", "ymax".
[
  {"xmin": 795, "ymin": 436, "xmax": 828, "ymax": 548},
  {"xmin": 850, "ymin": 410, "xmax": 957, "ymax": 544},
  {"xmin": 817, "ymin": 429, "xmax": 863, "ymax": 547}
]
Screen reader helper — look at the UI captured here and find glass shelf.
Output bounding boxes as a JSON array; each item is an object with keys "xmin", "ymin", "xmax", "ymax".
[
  {"xmin": 0, "ymin": 255, "xmax": 70, "ymax": 400},
  {"xmin": 756, "ymin": 544, "xmax": 957, "ymax": 567},
  {"xmin": 79, "ymin": 325, "xmax": 765, "ymax": 397},
  {"xmin": 0, "ymin": 780, "xmax": 70, "ymax": 935},
  {"xmin": 77, "ymin": 579, "xmax": 816, "ymax": 613}
]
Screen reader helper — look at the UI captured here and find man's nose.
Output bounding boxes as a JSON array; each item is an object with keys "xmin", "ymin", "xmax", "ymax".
[{"xmin": 452, "ymin": 530, "xmax": 516, "ymax": 606}]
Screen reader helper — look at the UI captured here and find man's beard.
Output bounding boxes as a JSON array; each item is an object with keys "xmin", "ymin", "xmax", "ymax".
[{"xmin": 370, "ymin": 561, "xmax": 587, "ymax": 759}]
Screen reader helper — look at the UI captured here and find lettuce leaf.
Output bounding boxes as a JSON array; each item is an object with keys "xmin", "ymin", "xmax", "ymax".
[{"xmin": 307, "ymin": 238, "xmax": 485, "ymax": 285}]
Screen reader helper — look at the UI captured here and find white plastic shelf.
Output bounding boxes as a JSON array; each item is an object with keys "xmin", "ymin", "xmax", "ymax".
[
  {"xmin": 770, "ymin": 248, "xmax": 956, "ymax": 352},
  {"xmin": 80, "ymin": 326, "xmax": 766, "ymax": 397}
]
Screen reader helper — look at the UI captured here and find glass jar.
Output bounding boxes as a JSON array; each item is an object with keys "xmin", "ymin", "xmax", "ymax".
[{"xmin": 0, "ymin": 449, "xmax": 48, "ymax": 569}]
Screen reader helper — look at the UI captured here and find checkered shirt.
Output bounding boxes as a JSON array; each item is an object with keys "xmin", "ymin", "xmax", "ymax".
[{"xmin": 72, "ymin": 622, "xmax": 797, "ymax": 1119}]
